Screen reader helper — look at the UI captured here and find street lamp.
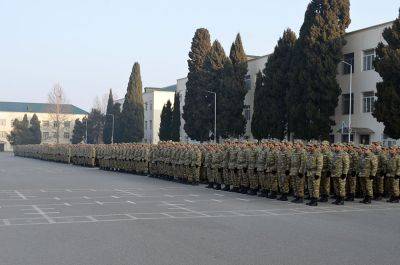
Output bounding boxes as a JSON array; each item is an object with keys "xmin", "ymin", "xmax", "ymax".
[
  {"xmin": 106, "ymin": 114, "xmax": 114, "ymax": 144},
  {"xmin": 341, "ymin": 60, "xmax": 353, "ymax": 143},
  {"xmin": 205, "ymin": 90, "xmax": 217, "ymax": 143},
  {"xmin": 84, "ymin": 117, "xmax": 88, "ymax": 144}
]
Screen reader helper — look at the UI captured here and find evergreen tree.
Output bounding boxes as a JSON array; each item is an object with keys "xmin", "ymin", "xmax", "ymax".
[
  {"xmin": 159, "ymin": 100, "xmax": 173, "ymax": 141},
  {"xmin": 87, "ymin": 109, "xmax": 105, "ymax": 144},
  {"xmin": 112, "ymin": 103, "xmax": 122, "ymax": 143},
  {"xmin": 183, "ymin": 28, "xmax": 212, "ymax": 142},
  {"xmin": 71, "ymin": 118, "xmax": 86, "ymax": 144},
  {"xmin": 252, "ymin": 29, "xmax": 297, "ymax": 140},
  {"xmin": 29, "ymin": 114, "xmax": 42, "ymax": 144},
  {"xmin": 7, "ymin": 114, "xmax": 31, "ymax": 145},
  {"xmin": 103, "ymin": 89, "xmax": 114, "ymax": 144},
  {"xmin": 120, "ymin": 62, "xmax": 144, "ymax": 142},
  {"xmin": 287, "ymin": 0, "xmax": 351, "ymax": 140},
  {"xmin": 373, "ymin": 10, "xmax": 400, "ymax": 139},
  {"xmin": 171, "ymin": 92, "xmax": 181, "ymax": 142}
]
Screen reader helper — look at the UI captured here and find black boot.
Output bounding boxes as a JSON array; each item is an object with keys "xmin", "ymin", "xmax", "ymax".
[
  {"xmin": 291, "ymin": 196, "xmax": 299, "ymax": 203},
  {"xmin": 294, "ymin": 197, "xmax": 304, "ymax": 204},
  {"xmin": 214, "ymin": 184, "xmax": 221, "ymax": 190},
  {"xmin": 319, "ymin": 195, "xmax": 328, "ymax": 202},
  {"xmin": 240, "ymin": 187, "xmax": 248, "ymax": 194},
  {"xmin": 277, "ymin": 193, "xmax": 288, "ymax": 201},
  {"xmin": 345, "ymin": 193, "xmax": 355, "ymax": 202},
  {"xmin": 258, "ymin": 190, "xmax": 267, "ymax": 197},
  {"xmin": 247, "ymin": 189, "xmax": 257, "ymax": 196},
  {"xmin": 268, "ymin": 191, "xmax": 277, "ymax": 199},
  {"xmin": 307, "ymin": 197, "xmax": 318, "ymax": 206},
  {"xmin": 387, "ymin": 196, "xmax": 399, "ymax": 203},
  {"xmin": 332, "ymin": 197, "xmax": 344, "ymax": 205},
  {"xmin": 222, "ymin": 185, "xmax": 230, "ymax": 191},
  {"xmin": 230, "ymin": 187, "xmax": 239, "ymax": 193},
  {"xmin": 373, "ymin": 193, "xmax": 383, "ymax": 201},
  {"xmin": 360, "ymin": 196, "xmax": 371, "ymax": 204},
  {"xmin": 206, "ymin": 182, "xmax": 214, "ymax": 189}
]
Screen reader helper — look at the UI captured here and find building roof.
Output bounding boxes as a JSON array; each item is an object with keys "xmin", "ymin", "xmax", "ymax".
[
  {"xmin": 345, "ymin": 21, "xmax": 394, "ymax": 37},
  {"xmin": 144, "ymin": 85, "xmax": 177, "ymax": 93},
  {"xmin": 0, "ymin": 101, "xmax": 88, "ymax": 115}
]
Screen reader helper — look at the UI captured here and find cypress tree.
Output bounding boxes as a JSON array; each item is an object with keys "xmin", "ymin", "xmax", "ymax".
[
  {"xmin": 120, "ymin": 62, "xmax": 144, "ymax": 142},
  {"xmin": 287, "ymin": 0, "xmax": 350, "ymax": 140},
  {"xmin": 29, "ymin": 114, "xmax": 42, "ymax": 144},
  {"xmin": 171, "ymin": 92, "xmax": 181, "ymax": 142},
  {"xmin": 71, "ymin": 119, "xmax": 86, "ymax": 144},
  {"xmin": 112, "ymin": 103, "xmax": 122, "ymax": 143},
  {"xmin": 159, "ymin": 100, "xmax": 173, "ymax": 141},
  {"xmin": 103, "ymin": 89, "xmax": 114, "ymax": 144},
  {"xmin": 183, "ymin": 28, "xmax": 212, "ymax": 142},
  {"xmin": 373, "ymin": 10, "xmax": 400, "ymax": 139},
  {"xmin": 87, "ymin": 109, "xmax": 105, "ymax": 144},
  {"xmin": 252, "ymin": 29, "xmax": 297, "ymax": 140}
]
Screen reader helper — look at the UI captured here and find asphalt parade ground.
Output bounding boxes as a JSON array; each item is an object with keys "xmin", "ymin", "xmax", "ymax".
[{"xmin": 0, "ymin": 152, "xmax": 399, "ymax": 265}]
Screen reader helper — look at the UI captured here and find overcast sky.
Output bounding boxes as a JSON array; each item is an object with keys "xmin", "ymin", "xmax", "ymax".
[{"xmin": 0, "ymin": 0, "xmax": 398, "ymax": 111}]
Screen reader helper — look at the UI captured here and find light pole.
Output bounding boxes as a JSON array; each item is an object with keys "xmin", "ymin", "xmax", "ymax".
[
  {"xmin": 106, "ymin": 114, "xmax": 114, "ymax": 144},
  {"xmin": 341, "ymin": 60, "xmax": 353, "ymax": 143},
  {"xmin": 205, "ymin": 90, "xmax": 217, "ymax": 143},
  {"xmin": 84, "ymin": 117, "xmax": 88, "ymax": 144}
]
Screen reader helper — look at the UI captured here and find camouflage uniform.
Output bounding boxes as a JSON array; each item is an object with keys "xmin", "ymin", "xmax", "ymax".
[
  {"xmin": 331, "ymin": 145, "xmax": 350, "ymax": 205},
  {"xmin": 306, "ymin": 145, "xmax": 323, "ymax": 206},
  {"xmin": 359, "ymin": 148, "xmax": 378, "ymax": 204},
  {"xmin": 386, "ymin": 149, "xmax": 400, "ymax": 203}
]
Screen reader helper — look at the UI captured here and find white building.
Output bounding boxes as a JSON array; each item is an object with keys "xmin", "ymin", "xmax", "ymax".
[
  {"xmin": 0, "ymin": 102, "xmax": 88, "ymax": 151},
  {"xmin": 116, "ymin": 85, "xmax": 176, "ymax": 144},
  {"xmin": 176, "ymin": 21, "xmax": 397, "ymax": 145}
]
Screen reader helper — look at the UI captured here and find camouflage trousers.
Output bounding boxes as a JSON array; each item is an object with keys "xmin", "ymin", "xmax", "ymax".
[
  {"xmin": 279, "ymin": 173, "xmax": 290, "ymax": 194},
  {"xmin": 360, "ymin": 177, "xmax": 374, "ymax": 197},
  {"xmin": 239, "ymin": 168, "xmax": 249, "ymax": 188},
  {"xmin": 333, "ymin": 177, "xmax": 346, "ymax": 198},
  {"xmin": 268, "ymin": 172, "xmax": 279, "ymax": 193},
  {"xmin": 199, "ymin": 167, "xmax": 206, "ymax": 183},
  {"xmin": 290, "ymin": 175, "xmax": 297, "ymax": 196},
  {"xmin": 248, "ymin": 169, "xmax": 259, "ymax": 190},
  {"xmin": 223, "ymin": 168, "xmax": 231, "ymax": 186},
  {"xmin": 373, "ymin": 175, "xmax": 385, "ymax": 195},
  {"xmin": 320, "ymin": 172, "xmax": 331, "ymax": 197},
  {"xmin": 231, "ymin": 169, "xmax": 240, "ymax": 188},
  {"xmin": 388, "ymin": 177, "xmax": 400, "ymax": 197},
  {"xmin": 296, "ymin": 174, "xmax": 305, "ymax": 198},
  {"xmin": 346, "ymin": 171, "xmax": 357, "ymax": 195},
  {"xmin": 257, "ymin": 171, "xmax": 267, "ymax": 191},
  {"xmin": 192, "ymin": 166, "xmax": 200, "ymax": 183},
  {"xmin": 308, "ymin": 174, "xmax": 321, "ymax": 199},
  {"xmin": 206, "ymin": 167, "xmax": 213, "ymax": 183},
  {"xmin": 213, "ymin": 168, "xmax": 222, "ymax": 184}
]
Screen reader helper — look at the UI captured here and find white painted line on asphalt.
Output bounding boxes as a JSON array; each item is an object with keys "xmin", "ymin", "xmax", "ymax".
[
  {"xmin": 125, "ymin": 214, "xmax": 137, "ymax": 220},
  {"xmin": 211, "ymin": 199, "xmax": 223, "ymax": 203},
  {"xmin": 66, "ymin": 189, "xmax": 72, "ymax": 192},
  {"xmin": 83, "ymin": 196, "xmax": 91, "ymax": 199},
  {"xmin": 126, "ymin": 201, "xmax": 136, "ymax": 205},
  {"xmin": 64, "ymin": 203, "xmax": 71, "ymax": 206},
  {"xmin": 189, "ymin": 194, "xmax": 200, "ymax": 197},
  {"xmin": 111, "ymin": 196, "xmax": 120, "ymax": 199},
  {"xmin": 214, "ymin": 193, "xmax": 224, "ymax": 197},
  {"xmin": 161, "ymin": 213, "xmax": 175, "ymax": 218},
  {"xmin": 90, "ymin": 189, "xmax": 97, "ymax": 192},
  {"xmin": 54, "ymin": 197, "xmax": 61, "ymax": 200},
  {"xmin": 86, "ymin": 216, "xmax": 98, "ymax": 222},
  {"xmin": 184, "ymin": 199, "xmax": 194, "ymax": 203},
  {"xmin": 14, "ymin": 190, "xmax": 27, "ymax": 200},
  {"xmin": 40, "ymin": 189, "xmax": 46, "ymax": 193},
  {"xmin": 236, "ymin": 198, "xmax": 250, "ymax": 202},
  {"xmin": 164, "ymin": 194, "xmax": 174, "ymax": 197},
  {"xmin": 31, "ymin": 205, "xmax": 55, "ymax": 224},
  {"xmin": 95, "ymin": 201, "xmax": 103, "ymax": 205}
]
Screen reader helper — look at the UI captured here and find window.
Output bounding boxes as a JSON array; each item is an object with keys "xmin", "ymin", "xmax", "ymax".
[
  {"xmin": 63, "ymin": 121, "xmax": 70, "ymax": 128},
  {"xmin": 341, "ymin": 133, "xmax": 354, "ymax": 143},
  {"xmin": 343, "ymin": 53, "xmax": 354, "ymax": 74},
  {"xmin": 53, "ymin": 121, "xmax": 59, "ymax": 128},
  {"xmin": 363, "ymin": 91, "xmax": 375, "ymax": 113},
  {"xmin": 43, "ymin": 132, "xmax": 49, "ymax": 140},
  {"xmin": 64, "ymin": 132, "xmax": 70, "ymax": 139},
  {"xmin": 359, "ymin": 135, "xmax": 370, "ymax": 145},
  {"xmin": 363, "ymin": 49, "xmax": 375, "ymax": 71},
  {"xmin": 145, "ymin": 102, "xmax": 148, "ymax": 111},
  {"xmin": 342, "ymin": 93, "xmax": 354, "ymax": 115},
  {"xmin": 0, "ymin": 131, "xmax": 7, "ymax": 138},
  {"xmin": 53, "ymin": 132, "xmax": 58, "ymax": 138},
  {"xmin": 145, "ymin": 121, "xmax": 148, "ymax": 130},
  {"xmin": 244, "ymin": 105, "xmax": 251, "ymax": 121},
  {"xmin": 149, "ymin": 120, "xmax": 153, "ymax": 130},
  {"xmin": 43, "ymin": 121, "xmax": 49, "ymax": 127},
  {"xmin": 149, "ymin": 102, "xmax": 153, "ymax": 110},
  {"xmin": 0, "ymin": 119, "xmax": 6, "ymax": 126},
  {"xmin": 245, "ymin": 75, "xmax": 251, "ymax": 90}
]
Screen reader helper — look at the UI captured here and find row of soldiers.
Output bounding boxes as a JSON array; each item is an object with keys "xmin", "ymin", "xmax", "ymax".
[
  {"xmin": 14, "ymin": 141, "xmax": 400, "ymax": 206},
  {"xmin": 96, "ymin": 143, "xmax": 150, "ymax": 175}
]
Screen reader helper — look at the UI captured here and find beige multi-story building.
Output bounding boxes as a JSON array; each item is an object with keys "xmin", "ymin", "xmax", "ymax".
[
  {"xmin": 176, "ymin": 21, "xmax": 398, "ymax": 145},
  {"xmin": 0, "ymin": 102, "xmax": 88, "ymax": 151}
]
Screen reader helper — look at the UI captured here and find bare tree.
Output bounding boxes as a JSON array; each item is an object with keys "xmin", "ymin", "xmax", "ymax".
[
  {"xmin": 93, "ymin": 90, "xmax": 117, "ymax": 114},
  {"xmin": 47, "ymin": 83, "xmax": 70, "ymax": 144}
]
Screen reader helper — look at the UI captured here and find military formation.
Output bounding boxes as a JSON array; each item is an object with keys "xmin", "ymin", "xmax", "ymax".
[{"xmin": 14, "ymin": 140, "xmax": 400, "ymax": 206}]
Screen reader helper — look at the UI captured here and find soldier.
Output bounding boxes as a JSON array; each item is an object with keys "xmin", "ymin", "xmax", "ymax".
[
  {"xmin": 372, "ymin": 143, "xmax": 388, "ymax": 200},
  {"xmin": 236, "ymin": 143, "xmax": 248, "ymax": 194},
  {"xmin": 386, "ymin": 147, "xmax": 400, "ymax": 203},
  {"xmin": 267, "ymin": 142, "xmax": 279, "ymax": 199},
  {"xmin": 290, "ymin": 141, "xmax": 307, "ymax": 203},
  {"xmin": 228, "ymin": 142, "xmax": 240, "ymax": 192},
  {"xmin": 320, "ymin": 141, "xmax": 333, "ymax": 202},
  {"xmin": 221, "ymin": 143, "xmax": 231, "ymax": 191},
  {"xmin": 345, "ymin": 143, "xmax": 360, "ymax": 201},
  {"xmin": 247, "ymin": 142, "xmax": 258, "ymax": 196},
  {"xmin": 306, "ymin": 142, "xmax": 323, "ymax": 206},
  {"xmin": 277, "ymin": 142, "xmax": 292, "ymax": 201},
  {"xmin": 359, "ymin": 146, "xmax": 378, "ymax": 204},
  {"xmin": 255, "ymin": 141, "xmax": 267, "ymax": 197},
  {"xmin": 205, "ymin": 146, "xmax": 214, "ymax": 188},
  {"xmin": 331, "ymin": 144, "xmax": 350, "ymax": 205}
]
